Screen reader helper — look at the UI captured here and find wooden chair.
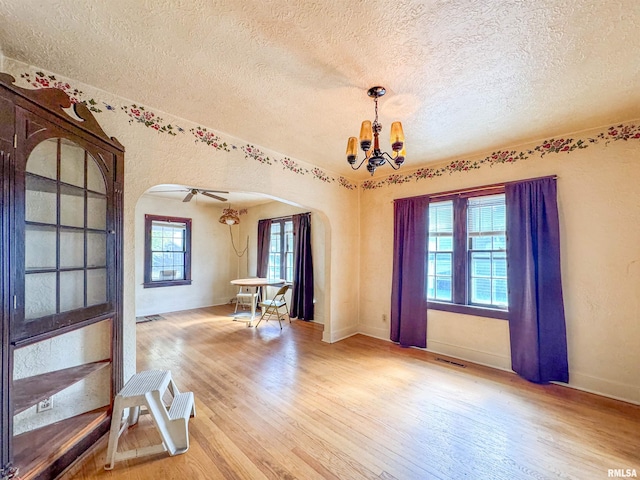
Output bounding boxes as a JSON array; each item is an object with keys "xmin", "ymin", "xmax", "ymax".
[{"xmin": 255, "ymin": 284, "xmax": 290, "ymax": 329}]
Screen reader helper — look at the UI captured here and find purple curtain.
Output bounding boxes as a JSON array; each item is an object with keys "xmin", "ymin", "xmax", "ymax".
[
  {"xmin": 291, "ymin": 213, "xmax": 314, "ymax": 320},
  {"xmin": 390, "ymin": 197, "xmax": 429, "ymax": 348},
  {"xmin": 506, "ymin": 177, "xmax": 569, "ymax": 383},
  {"xmin": 257, "ymin": 219, "xmax": 272, "ymax": 278}
]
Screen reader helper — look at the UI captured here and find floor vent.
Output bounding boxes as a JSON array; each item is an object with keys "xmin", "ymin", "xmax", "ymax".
[
  {"xmin": 136, "ymin": 314, "xmax": 165, "ymax": 324},
  {"xmin": 435, "ymin": 357, "xmax": 467, "ymax": 368}
]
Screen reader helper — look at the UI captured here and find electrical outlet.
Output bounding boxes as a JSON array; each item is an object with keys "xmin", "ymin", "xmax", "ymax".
[
  {"xmin": 37, "ymin": 397, "xmax": 53, "ymax": 413},
  {"xmin": 382, "ymin": 314, "xmax": 387, "ymax": 322}
]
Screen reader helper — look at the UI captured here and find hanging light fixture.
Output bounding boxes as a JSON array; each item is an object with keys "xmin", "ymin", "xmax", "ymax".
[
  {"xmin": 346, "ymin": 86, "xmax": 405, "ymax": 175},
  {"xmin": 219, "ymin": 206, "xmax": 248, "ymax": 257},
  {"xmin": 219, "ymin": 207, "xmax": 240, "ymax": 226}
]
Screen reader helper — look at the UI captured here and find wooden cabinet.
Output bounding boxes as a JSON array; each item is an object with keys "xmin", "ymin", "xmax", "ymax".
[{"xmin": 0, "ymin": 73, "xmax": 124, "ymax": 480}]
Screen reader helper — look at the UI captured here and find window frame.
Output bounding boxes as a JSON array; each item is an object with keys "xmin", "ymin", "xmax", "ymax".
[
  {"xmin": 143, "ymin": 214, "xmax": 192, "ymax": 288},
  {"xmin": 267, "ymin": 217, "xmax": 294, "ymax": 283},
  {"xmin": 427, "ymin": 186, "xmax": 509, "ymax": 320}
]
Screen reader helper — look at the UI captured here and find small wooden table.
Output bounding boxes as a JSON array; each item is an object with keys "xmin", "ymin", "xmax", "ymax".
[{"xmin": 230, "ymin": 278, "xmax": 284, "ymax": 325}]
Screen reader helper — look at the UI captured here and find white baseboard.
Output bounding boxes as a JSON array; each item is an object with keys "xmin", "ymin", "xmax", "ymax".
[
  {"xmin": 562, "ymin": 371, "xmax": 640, "ymax": 405},
  {"xmin": 327, "ymin": 324, "xmax": 359, "ymax": 343},
  {"xmin": 358, "ymin": 324, "xmax": 390, "ymax": 341},
  {"xmin": 354, "ymin": 330, "xmax": 513, "ymax": 373},
  {"xmin": 135, "ymin": 298, "xmax": 229, "ymax": 318},
  {"xmin": 425, "ymin": 339, "xmax": 513, "ymax": 372},
  {"xmin": 355, "ymin": 331, "xmax": 640, "ymax": 405}
]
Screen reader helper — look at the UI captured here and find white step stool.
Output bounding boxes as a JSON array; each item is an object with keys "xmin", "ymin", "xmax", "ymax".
[{"xmin": 104, "ymin": 370, "xmax": 196, "ymax": 470}]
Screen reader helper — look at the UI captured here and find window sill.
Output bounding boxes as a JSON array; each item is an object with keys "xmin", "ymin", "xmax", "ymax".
[
  {"xmin": 427, "ymin": 301, "xmax": 508, "ymax": 320},
  {"xmin": 143, "ymin": 280, "xmax": 192, "ymax": 289}
]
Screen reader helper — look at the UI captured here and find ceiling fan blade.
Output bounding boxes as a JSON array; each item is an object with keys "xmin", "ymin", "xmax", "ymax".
[
  {"xmin": 150, "ymin": 189, "xmax": 189, "ymax": 193},
  {"xmin": 200, "ymin": 192, "xmax": 227, "ymax": 202},
  {"xmin": 200, "ymin": 189, "xmax": 229, "ymax": 194},
  {"xmin": 182, "ymin": 192, "xmax": 194, "ymax": 202}
]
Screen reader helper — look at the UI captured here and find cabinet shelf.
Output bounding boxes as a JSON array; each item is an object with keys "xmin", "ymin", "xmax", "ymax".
[
  {"xmin": 26, "ymin": 172, "xmax": 107, "ymax": 198},
  {"xmin": 25, "ymin": 265, "xmax": 107, "ymax": 274},
  {"xmin": 25, "ymin": 221, "xmax": 108, "ymax": 234},
  {"xmin": 13, "ymin": 407, "xmax": 110, "ymax": 480},
  {"xmin": 13, "ymin": 360, "xmax": 110, "ymax": 415}
]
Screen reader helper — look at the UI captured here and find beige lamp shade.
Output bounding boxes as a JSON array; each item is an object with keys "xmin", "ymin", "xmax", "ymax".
[{"xmin": 219, "ymin": 208, "xmax": 240, "ymax": 225}]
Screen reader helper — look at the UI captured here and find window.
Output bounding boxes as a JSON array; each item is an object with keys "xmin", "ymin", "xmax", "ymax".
[
  {"xmin": 427, "ymin": 201, "xmax": 454, "ymax": 301},
  {"xmin": 467, "ymin": 195, "xmax": 507, "ymax": 307},
  {"xmin": 427, "ymin": 191, "xmax": 508, "ymax": 319},
  {"xmin": 267, "ymin": 218, "xmax": 294, "ymax": 282},
  {"xmin": 144, "ymin": 215, "xmax": 192, "ymax": 288}
]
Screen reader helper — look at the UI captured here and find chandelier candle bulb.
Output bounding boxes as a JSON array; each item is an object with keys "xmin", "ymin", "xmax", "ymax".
[
  {"xmin": 359, "ymin": 120, "xmax": 373, "ymax": 151},
  {"xmin": 390, "ymin": 121, "xmax": 404, "ymax": 151},
  {"xmin": 346, "ymin": 137, "xmax": 358, "ymax": 164}
]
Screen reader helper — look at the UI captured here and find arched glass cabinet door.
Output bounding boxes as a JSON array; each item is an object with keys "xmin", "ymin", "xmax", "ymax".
[{"xmin": 15, "ymin": 136, "xmax": 113, "ymax": 341}]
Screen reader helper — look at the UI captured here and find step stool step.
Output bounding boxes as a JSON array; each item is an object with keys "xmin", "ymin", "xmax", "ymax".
[{"xmin": 168, "ymin": 392, "xmax": 195, "ymax": 420}]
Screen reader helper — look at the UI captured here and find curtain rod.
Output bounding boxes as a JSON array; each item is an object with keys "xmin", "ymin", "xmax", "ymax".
[
  {"xmin": 263, "ymin": 212, "xmax": 312, "ymax": 222},
  {"xmin": 394, "ymin": 174, "xmax": 558, "ymax": 202}
]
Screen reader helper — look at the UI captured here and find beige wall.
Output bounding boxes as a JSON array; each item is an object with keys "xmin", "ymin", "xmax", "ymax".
[
  {"xmin": 4, "ymin": 57, "xmax": 361, "ymax": 382},
  {"xmin": 134, "ymin": 195, "xmax": 328, "ymax": 323},
  {"xmin": 6, "ymin": 57, "xmax": 639, "ymax": 405},
  {"xmin": 135, "ymin": 195, "xmax": 238, "ymax": 316},
  {"xmin": 13, "ymin": 321, "xmax": 111, "ymax": 435},
  {"xmin": 358, "ymin": 131, "xmax": 640, "ymax": 404},
  {"xmin": 238, "ymin": 201, "xmax": 327, "ymax": 324}
]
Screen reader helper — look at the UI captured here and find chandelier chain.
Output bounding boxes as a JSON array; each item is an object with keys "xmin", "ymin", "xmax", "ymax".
[
  {"xmin": 228, "ymin": 225, "xmax": 248, "ymax": 257},
  {"xmin": 374, "ymin": 96, "xmax": 379, "ymax": 125}
]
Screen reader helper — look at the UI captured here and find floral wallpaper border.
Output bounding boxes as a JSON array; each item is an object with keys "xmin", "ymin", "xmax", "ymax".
[
  {"xmin": 361, "ymin": 126, "xmax": 640, "ymax": 190},
  {"xmin": 18, "ymin": 69, "xmax": 357, "ymax": 190},
  {"xmin": 18, "ymin": 70, "xmax": 639, "ymax": 193}
]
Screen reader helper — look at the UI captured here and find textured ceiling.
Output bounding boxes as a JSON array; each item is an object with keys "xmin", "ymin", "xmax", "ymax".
[{"xmin": 1, "ymin": 0, "xmax": 639, "ymax": 179}]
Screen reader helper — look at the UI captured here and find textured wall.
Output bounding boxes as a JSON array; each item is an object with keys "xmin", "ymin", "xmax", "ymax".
[
  {"xmin": 4, "ymin": 57, "xmax": 361, "ymax": 384},
  {"xmin": 238, "ymin": 201, "xmax": 327, "ymax": 325},
  {"xmin": 5, "ymin": 53, "xmax": 639, "ymax": 405},
  {"xmin": 13, "ymin": 321, "xmax": 111, "ymax": 435},
  {"xmin": 358, "ymin": 127, "xmax": 640, "ymax": 404},
  {"xmin": 134, "ymin": 195, "xmax": 238, "ymax": 317}
]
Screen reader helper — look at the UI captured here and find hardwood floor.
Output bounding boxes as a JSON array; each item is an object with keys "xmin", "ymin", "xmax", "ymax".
[{"xmin": 61, "ymin": 305, "xmax": 640, "ymax": 480}]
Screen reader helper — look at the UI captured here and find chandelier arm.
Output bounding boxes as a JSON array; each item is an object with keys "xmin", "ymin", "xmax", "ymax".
[
  {"xmin": 350, "ymin": 156, "xmax": 369, "ymax": 170},
  {"xmin": 346, "ymin": 86, "xmax": 405, "ymax": 174},
  {"xmin": 381, "ymin": 151, "xmax": 401, "ymax": 170}
]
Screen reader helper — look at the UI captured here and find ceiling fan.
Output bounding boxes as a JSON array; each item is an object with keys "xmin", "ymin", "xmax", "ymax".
[
  {"xmin": 181, "ymin": 188, "xmax": 228, "ymax": 203},
  {"xmin": 152, "ymin": 187, "xmax": 229, "ymax": 203}
]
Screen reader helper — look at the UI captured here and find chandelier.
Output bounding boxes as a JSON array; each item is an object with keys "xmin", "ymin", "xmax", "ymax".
[{"xmin": 346, "ymin": 86, "xmax": 405, "ymax": 175}]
